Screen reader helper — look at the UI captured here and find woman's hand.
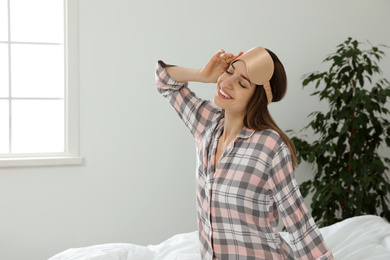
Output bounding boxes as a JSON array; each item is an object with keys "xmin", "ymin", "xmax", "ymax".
[{"xmin": 199, "ymin": 50, "xmax": 243, "ymax": 83}]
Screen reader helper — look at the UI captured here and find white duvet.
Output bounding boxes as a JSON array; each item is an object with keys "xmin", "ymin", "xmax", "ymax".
[{"xmin": 49, "ymin": 215, "xmax": 390, "ymax": 260}]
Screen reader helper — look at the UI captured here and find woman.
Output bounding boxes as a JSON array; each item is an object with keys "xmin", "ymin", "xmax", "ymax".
[{"xmin": 155, "ymin": 47, "xmax": 334, "ymax": 260}]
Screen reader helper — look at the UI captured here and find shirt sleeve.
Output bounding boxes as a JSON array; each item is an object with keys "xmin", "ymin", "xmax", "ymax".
[
  {"xmin": 155, "ymin": 60, "xmax": 221, "ymax": 140},
  {"xmin": 267, "ymin": 144, "xmax": 334, "ymax": 260}
]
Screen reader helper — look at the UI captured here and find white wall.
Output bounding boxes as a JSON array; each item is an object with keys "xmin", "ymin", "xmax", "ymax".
[{"xmin": 0, "ymin": 0, "xmax": 389, "ymax": 259}]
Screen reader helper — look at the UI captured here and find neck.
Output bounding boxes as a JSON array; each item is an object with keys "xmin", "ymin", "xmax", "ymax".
[{"xmin": 221, "ymin": 111, "xmax": 245, "ymax": 143}]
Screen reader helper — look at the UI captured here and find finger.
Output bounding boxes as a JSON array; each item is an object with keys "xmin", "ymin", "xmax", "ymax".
[
  {"xmin": 216, "ymin": 49, "xmax": 225, "ymax": 57},
  {"xmin": 233, "ymin": 51, "xmax": 244, "ymax": 59},
  {"xmin": 222, "ymin": 53, "xmax": 235, "ymax": 63},
  {"xmin": 227, "ymin": 53, "xmax": 235, "ymax": 59}
]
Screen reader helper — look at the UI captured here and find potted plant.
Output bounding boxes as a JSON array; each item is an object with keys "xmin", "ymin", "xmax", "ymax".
[{"xmin": 289, "ymin": 37, "xmax": 390, "ymax": 227}]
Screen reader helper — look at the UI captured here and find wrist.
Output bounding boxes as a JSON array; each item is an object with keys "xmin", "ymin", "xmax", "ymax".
[{"xmin": 194, "ymin": 68, "xmax": 208, "ymax": 83}]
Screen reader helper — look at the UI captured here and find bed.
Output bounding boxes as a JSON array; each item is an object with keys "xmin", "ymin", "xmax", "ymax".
[{"xmin": 49, "ymin": 215, "xmax": 390, "ymax": 260}]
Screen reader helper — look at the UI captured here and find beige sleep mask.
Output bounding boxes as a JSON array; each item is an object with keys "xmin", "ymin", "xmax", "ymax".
[{"xmin": 232, "ymin": 47, "xmax": 274, "ymax": 104}]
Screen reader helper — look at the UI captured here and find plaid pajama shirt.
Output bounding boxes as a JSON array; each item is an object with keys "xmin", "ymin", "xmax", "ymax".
[{"xmin": 156, "ymin": 61, "xmax": 334, "ymax": 260}]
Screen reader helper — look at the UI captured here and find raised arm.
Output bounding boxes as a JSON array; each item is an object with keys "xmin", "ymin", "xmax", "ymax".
[
  {"xmin": 155, "ymin": 50, "xmax": 242, "ymax": 140},
  {"xmin": 165, "ymin": 49, "xmax": 243, "ymax": 83}
]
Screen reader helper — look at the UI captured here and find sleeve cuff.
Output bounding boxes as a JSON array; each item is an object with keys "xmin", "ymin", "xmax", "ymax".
[{"xmin": 156, "ymin": 60, "xmax": 187, "ymax": 90}]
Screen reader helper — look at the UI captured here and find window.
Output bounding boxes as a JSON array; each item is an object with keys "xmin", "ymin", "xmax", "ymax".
[{"xmin": 0, "ymin": 0, "xmax": 82, "ymax": 167}]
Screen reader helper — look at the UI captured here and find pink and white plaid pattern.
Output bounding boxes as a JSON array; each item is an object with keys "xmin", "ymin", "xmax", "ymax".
[{"xmin": 156, "ymin": 61, "xmax": 334, "ymax": 260}]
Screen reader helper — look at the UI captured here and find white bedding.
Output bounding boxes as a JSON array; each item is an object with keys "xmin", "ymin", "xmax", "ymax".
[{"xmin": 49, "ymin": 215, "xmax": 390, "ymax": 260}]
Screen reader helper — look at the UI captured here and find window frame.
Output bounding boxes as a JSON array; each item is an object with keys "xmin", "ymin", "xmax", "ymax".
[{"xmin": 0, "ymin": 0, "xmax": 83, "ymax": 167}]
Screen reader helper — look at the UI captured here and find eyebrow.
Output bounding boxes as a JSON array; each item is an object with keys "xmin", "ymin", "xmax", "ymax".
[{"xmin": 231, "ymin": 63, "xmax": 251, "ymax": 84}]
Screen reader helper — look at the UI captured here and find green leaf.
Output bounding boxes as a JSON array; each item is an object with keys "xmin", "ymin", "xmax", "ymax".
[{"xmin": 339, "ymin": 123, "xmax": 349, "ymax": 136}]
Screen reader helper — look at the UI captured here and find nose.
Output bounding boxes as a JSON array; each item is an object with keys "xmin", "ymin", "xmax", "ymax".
[{"xmin": 222, "ymin": 75, "xmax": 235, "ymax": 89}]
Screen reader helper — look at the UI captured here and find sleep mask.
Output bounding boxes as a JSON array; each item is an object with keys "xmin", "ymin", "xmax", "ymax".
[{"xmin": 232, "ymin": 46, "xmax": 274, "ymax": 104}]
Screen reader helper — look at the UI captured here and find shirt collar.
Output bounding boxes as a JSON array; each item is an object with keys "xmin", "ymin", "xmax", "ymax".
[
  {"xmin": 219, "ymin": 115, "xmax": 256, "ymax": 139},
  {"xmin": 237, "ymin": 127, "xmax": 256, "ymax": 139}
]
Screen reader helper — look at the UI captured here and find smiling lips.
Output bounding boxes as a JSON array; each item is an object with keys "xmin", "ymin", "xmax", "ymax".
[{"xmin": 218, "ymin": 87, "xmax": 233, "ymax": 99}]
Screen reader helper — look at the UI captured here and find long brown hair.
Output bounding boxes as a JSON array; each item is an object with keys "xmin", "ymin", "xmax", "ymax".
[{"xmin": 243, "ymin": 48, "xmax": 297, "ymax": 170}]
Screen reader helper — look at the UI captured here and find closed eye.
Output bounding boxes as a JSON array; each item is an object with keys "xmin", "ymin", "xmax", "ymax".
[
  {"xmin": 231, "ymin": 62, "xmax": 252, "ymax": 86},
  {"xmin": 226, "ymin": 70, "xmax": 247, "ymax": 88}
]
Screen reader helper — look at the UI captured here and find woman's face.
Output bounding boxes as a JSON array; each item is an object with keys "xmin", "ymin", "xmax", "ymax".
[{"xmin": 214, "ymin": 60, "xmax": 256, "ymax": 117}]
